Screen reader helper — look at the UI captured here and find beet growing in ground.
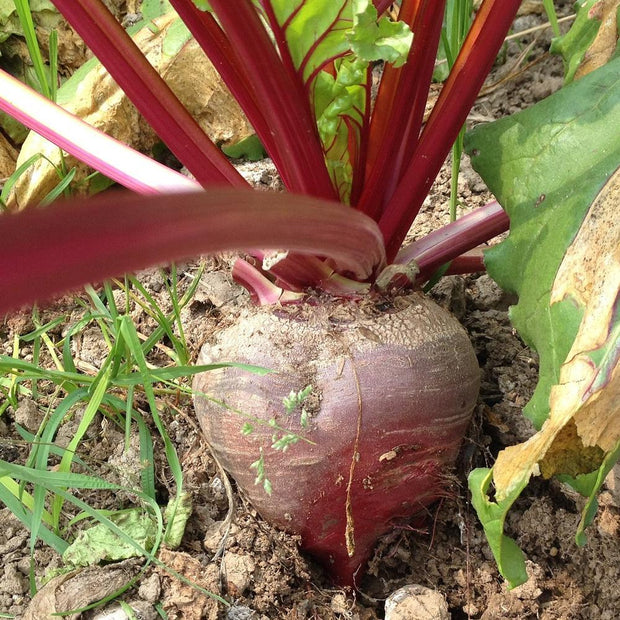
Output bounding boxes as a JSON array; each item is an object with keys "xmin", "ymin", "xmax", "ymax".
[
  {"xmin": 1, "ymin": 2, "xmax": 618, "ymax": 617},
  {"xmin": 193, "ymin": 292, "xmax": 480, "ymax": 585}
]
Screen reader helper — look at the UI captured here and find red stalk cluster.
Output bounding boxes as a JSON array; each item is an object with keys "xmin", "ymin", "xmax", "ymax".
[{"xmin": 0, "ymin": 0, "xmax": 520, "ymax": 310}]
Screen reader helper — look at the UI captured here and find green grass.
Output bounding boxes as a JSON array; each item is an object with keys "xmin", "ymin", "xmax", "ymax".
[
  {"xmin": 12, "ymin": 0, "xmax": 58, "ymax": 101},
  {"xmin": 0, "ymin": 264, "xmax": 233, "ymax": 611},
  {"xmin": 440, "ymin": 0, "xmax": 474, "ymax": 223}
]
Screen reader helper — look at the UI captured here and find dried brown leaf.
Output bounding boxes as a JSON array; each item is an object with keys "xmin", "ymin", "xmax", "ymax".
[{"xmin": 22, "ymin": 560, "xmax": 139, "ymax": 620}]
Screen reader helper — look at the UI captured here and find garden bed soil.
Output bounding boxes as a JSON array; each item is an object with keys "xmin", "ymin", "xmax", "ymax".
[{"xmin": 1, "ymin": 2, "xmax": 619, "ymax": 618}]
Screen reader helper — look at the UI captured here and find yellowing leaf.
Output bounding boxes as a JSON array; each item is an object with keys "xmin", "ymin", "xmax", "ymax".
[
  {"xmin": 574, "ymin": 0, "xmax": 620, "ymax": 80},
  {"xmin": 493, "ymin": 169, "xmax": 620, "ymax": 499}
]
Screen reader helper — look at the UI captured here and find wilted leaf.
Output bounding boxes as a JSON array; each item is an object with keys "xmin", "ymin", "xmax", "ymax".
[
  {"xmin": 573, "ymin": 0, "xmax": 620, "ymax": 80},
  {"xmin": 465, "ymin": 57, "xmax": 620, "ymax": 586},
  {"xmin": 0, "ymin": 130, "xmax": 17, "ymax": 179},
  {"xmin": 468, "ymin": 57, "xmax": 620, "ymax": 431},
  {"xmin": 164, "ymin": 491, "xmax": 192, "ymax": 548},
  {"xmin": 492, "ymin": 169, "xmax": 619, "ymax": 496},
  {"xmin": 22, "ymin": 560, "xmax": 140, "ymax": 620},
  {"xmin": 0, "ymin": 0, "xmax": 58, "ymax": 43},
  {"xmin": 62, "ymin": 509, "xmax": 157, "ymax": 566}
]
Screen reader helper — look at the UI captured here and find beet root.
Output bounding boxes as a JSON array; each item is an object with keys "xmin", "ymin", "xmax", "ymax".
[{"xmin": 193, "ymin": 293, "xmax": 479, "ymax": 585}]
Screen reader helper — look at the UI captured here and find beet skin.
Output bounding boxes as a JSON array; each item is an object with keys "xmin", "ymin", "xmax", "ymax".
[{"xmin": 193, "ymin": 293, "xmax": 479, "ymax": 585}]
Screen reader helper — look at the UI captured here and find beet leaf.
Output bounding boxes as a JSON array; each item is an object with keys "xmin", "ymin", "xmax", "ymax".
[{"xmin": 466, "ymin": 55, "xmax": 620, "ymax": 588}]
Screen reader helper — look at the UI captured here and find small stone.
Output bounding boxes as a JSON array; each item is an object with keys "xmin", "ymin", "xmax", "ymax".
[
  {"xmin": 384, "ymin": 585, "xmax": 450, "ymax": 620},
  {"xmin": 454, "ymin": 569, "xmax": 467, "ymax": 588},
  {"xmin": 138, "ymin": 573, "xmax": 161, "ymax": 603},
  {"xmin": 14, "ymin": 399, "xmax": 42, "ymax": 432},
  {"xmin": 226, "ymin": 604, "xmax": 256, "ymax": 619},
  {"xmin": 221, "ymin": 553, "xmax": 255, "ymax": 597},
  {"xmin": 93, "ymin": 600, "xmax": 157, "ymax": 620},
  {"xmin": 512, "ymin": 15, "xmax": 539, "ymax": 33}
]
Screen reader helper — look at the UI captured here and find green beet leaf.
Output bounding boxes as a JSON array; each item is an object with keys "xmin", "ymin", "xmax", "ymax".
[
  {"xmin": 465, "ymin": 56, "xmax": 620, "ymax": 587},
  {"xmin": 468, "ymin": 468, "xmax": 529, "ymax": 587}
]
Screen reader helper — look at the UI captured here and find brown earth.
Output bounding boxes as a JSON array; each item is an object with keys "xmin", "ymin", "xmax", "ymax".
[{"xmin": 0, "ymin": 2, "xmax": 618, "ymax": 619}]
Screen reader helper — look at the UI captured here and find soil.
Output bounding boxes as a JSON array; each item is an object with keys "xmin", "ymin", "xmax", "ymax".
[{"xmin": 1, "ymin": 2, "xmax": 619, "ymax": 619}]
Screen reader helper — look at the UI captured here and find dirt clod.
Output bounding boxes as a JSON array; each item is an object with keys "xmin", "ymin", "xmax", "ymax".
[
  {"xmin": 14, "ymin": 398, "xmax": 42, "ymax": 432},
  {"xmin": 137, "ymin": 572, "xmax": 161, "ymax": 604},
  {"xmin": 222, "ymin": 553, "xmax": 256, "ymax": 597},
  {"xmin": 0, "ymin": 563, "xmax": 28, "ymax": 596}
]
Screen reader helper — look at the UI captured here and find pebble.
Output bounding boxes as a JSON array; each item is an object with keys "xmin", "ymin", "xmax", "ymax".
[
  {"xmin": 604, "ymin": 464, "xmax": 620, "ymax": 507},
  {"xmin": 227, "ymin": 604, "xmax": 256, "ymax": 619},
  {"xmin": 14, "ymin": 399, "xmax": 42, "ymax": 432},
  {"xmin": 137, "ymin": 572, "xmax": 161, "ymax": 603},
  {"xmin": 384, "ymin": 584, "xmax": 450, "ymax": 620}
]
